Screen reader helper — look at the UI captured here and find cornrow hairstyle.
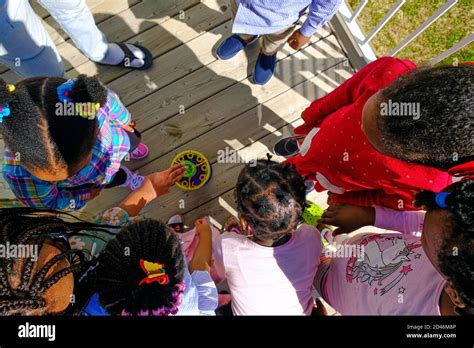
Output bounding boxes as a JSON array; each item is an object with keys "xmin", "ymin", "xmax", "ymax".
[
  {"xmin": 95, "ymin": 219, "xmax": 186, "ymax": 316},
  {"xmin": 0, "ymin": 75, "xmax": 107, "ymax": 176},
  {"xmin": 235, "ymin": 159, "xmax": 307, "ymax": 241},
  {"xmin": 377, "ymin": 64, "xmax": 474, "ymax": 171},
  {"xmin": 415, "ymin": 180, "xmax": 474, "ymax": 311},
  {"xmin": 0, "ymin": 207, "xmax": 117, "ymax": 316}
]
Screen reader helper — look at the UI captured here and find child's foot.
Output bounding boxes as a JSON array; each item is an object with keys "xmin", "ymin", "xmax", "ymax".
[
  {"xmin": 119, "ymin": 166, "xmax": 145, "ymax": 190},
  {"xmin": 274, "ymin": 135, "xmax": 304, "ymax": 157},
  {"xmin": 98, "ymin": 43, "xmax": 153, "ymax": 70},
  {"xmin": 253, "ymin": 52, "xmax": 277, "ymax": 85},
  {"xmin": 216, "ymin": 34, "xmax": 258, "ymax": 60},
  {"xmin": 167, "ymin": 214, "xmax": 185, "ymax": 233},
  {"xmin": 129, "ymin": 143, "xmax": 149, "ymax": 160}
]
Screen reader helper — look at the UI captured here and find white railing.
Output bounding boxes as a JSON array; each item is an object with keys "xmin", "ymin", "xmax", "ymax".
[{"xmin": 334, "ymin": 0, "xmax": 471, "ymax": 68}]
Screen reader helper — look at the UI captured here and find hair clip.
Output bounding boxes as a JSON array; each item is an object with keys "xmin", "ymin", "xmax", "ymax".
[
  {"xmin": 138, "ymin": 259, "xmax": 170, "ymax": 286},
  {"xmin": 435, "ymin": 192, "xmax": 450, "ymax": 209},
  {"xmin": 0, "ymin": 84, "xmax": 16, "ymax": 123},
  {"xmin": 76, "ymin": 102, "xmax": 100, "ymax": 119},
  {"xmin": 0, "ymin": 103, "xmax": 11, "ymax": 122},
  {"xmin": 57, "ymin": 79, "xmax": 75, "ymax": 103}
]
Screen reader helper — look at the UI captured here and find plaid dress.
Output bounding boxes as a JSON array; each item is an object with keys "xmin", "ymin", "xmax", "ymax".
[{"xmin": 1, "ymin": 89, "xmax": 131, "ymax": 210}]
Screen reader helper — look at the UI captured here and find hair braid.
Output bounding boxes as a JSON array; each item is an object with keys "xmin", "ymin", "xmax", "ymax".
[
  {"xmin": 0, "ymin": 207, "xmax": 119, "ymax": 315},
  {"xmin": 235, "ymin": 160, "xmax": 307, "ymax": 241}
]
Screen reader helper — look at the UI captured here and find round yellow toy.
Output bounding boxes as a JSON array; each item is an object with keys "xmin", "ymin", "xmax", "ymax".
[{"xmin": 171, "ymin": 150, "xmax": 212, "ymax": 191}]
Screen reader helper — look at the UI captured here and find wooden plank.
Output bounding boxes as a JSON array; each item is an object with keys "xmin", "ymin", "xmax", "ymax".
[
  {"xmin": 0, "ymin": 0, "xmax": 204, "ymax": 83},
  {"xmin": 64, "ymin": 0, "xmax": 231, "ymax": 85},
  {"xmin": 123, "ymin": 24, "xmax": 332, "ymax": 134},
  {"xmin": 128, "ymin": 34, "xmax": 342, "ymax": 166},
  {"xmin": 106, "ymin": 20, "xmax": 231, "ymax": 106},
  {"xmin": 30, "ymin": 0, "xmax": 50, "ymax": 20},
  {"xmin": 80, "ymin": 61, "xmax": 353, "ymax": 220},
  {"xmin": 58, "ymin": 0, "xmax": 207, "ymax": 74},
  {"xmin": 111, "ymin": 20, "xmax": 330, "ymax": 107}
]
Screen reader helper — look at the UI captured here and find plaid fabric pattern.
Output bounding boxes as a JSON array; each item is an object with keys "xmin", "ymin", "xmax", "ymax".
[{"xmin": 1, "ymin": 89, "xmax": 131, "ymax": 210}]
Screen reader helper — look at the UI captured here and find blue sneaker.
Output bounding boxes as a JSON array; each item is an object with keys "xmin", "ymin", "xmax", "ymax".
[
  {"xmin": 216, "ymin": 34, "xmax": 258, "ymax": 60},
  {"xmin": 253, "ymin": 52, "xmax": 277, "ymax": 85}
]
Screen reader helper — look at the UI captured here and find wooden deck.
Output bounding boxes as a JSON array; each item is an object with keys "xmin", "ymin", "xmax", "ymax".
[{"xmin": 0, "ymin": 0, "xmax": 355, "ymax": 227}]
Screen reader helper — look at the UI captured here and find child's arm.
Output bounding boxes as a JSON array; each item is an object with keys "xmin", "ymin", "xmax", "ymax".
[
  {"xmin": 300, "ymin": 0, "xmax": 341, "ymax": 37},
  {"xmin": 373, "ymin": 206, "xmax": 425, "ymax": 236},
  {"xmin": 328, "ymin": 189, "xmax": 418, "ymax": 211},
  {"xmin": 189, "ymin": 218, "xmax": 213, "ymax": 273},
  {"xmin": 321, "ymin": 203, "xmax": 425, "ymax": 236},
  {"xmin": 118, "ymin": 164, "xmax": 186, "ymax": 217}
]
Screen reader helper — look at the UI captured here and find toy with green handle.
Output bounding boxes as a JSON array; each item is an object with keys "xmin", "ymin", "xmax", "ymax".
[{"xmin": 303, "ymin": 200, "xmax": 334, "ymax": 246}]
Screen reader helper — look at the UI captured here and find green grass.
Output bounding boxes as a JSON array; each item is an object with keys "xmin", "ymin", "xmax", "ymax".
[{"xmin": 347, "ymin": 0, "xmax": 473, "ymax": 65}]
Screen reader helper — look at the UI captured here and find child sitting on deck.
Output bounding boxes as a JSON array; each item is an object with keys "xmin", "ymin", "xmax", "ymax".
[
  {"xmin": 213, "ymin": 159, "xmax": 323, "ymax": 315},
  {"xmin": 315, "ymin": 180, "xmax": 474, "ymax": 315},
  {"xmin": 0, "ymin": 75, "xmax": 149, "ymax": 210}
]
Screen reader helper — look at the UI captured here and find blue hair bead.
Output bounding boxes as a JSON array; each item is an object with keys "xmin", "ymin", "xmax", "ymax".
[
  {"xmin": 435, "ymin": 192, "xmax": 450, "ymax": 208},
  {"xmin": 0, "ymin": 103, "xmax": 11, "ymax": 123}
]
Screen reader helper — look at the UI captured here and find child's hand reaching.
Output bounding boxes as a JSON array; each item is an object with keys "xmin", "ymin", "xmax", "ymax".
[
  {"xmin": 320, "ymin": 203, "xmax": 375, "ymax": 235},
  {"xmin": 146, "ymin": 164, "xmax": 187, "ymax": 197},
  {"xmin": 287, "ymin": 29, "xmax": 311, "ymax": 50}
]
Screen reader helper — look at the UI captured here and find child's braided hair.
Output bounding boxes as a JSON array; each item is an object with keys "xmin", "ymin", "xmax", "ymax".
[
  {"xmin": 0, "ymin": 207, "xmax": 114, "ymax": 315},
  {"xmin": 95, "ymin": 219, "xmax": 186, "ymax": 316},
  {"xmin": 415, "ymin": 180, "xmax": 474, "ymax": 311},
  {"xmin": 235, "ymin": 157, "xmax": 307, "ymax": 241},
  {"xmin": 0, "ymin": 75, "xmax": 107, "ymax": 176}
]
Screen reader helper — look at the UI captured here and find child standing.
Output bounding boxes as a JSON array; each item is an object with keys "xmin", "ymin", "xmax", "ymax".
[
  {"xmin": 275, "ymin": 57, "xmax": 473, "ymax": 211},
  {"xmin": 0, "ymin": 75, "xmax": 150, "ymax": 210},
  {"xmin": 315, "ymin": 180, "xmax": 474, "ymax": 315},
  {"xmin": 213, "ymin": 160, "xmax": 323, "ymax": 315},
  {"xmin": 216, "ymin": 0, "xmax": 341, "ymax": 85}
]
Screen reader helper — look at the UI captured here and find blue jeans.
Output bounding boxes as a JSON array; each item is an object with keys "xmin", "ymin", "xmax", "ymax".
[{"xmin": 0, "ymin": 0, "xmax": 109, "ymax": 77}]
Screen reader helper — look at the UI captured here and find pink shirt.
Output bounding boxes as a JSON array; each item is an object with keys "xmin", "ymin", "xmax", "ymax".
[
  {"xmin": 321, "ymin": 207, "xmax": 446, "ymax": 315},
  {"xmin": 214, "ymin": 224, "xmax": 323, "ymax": 315}
]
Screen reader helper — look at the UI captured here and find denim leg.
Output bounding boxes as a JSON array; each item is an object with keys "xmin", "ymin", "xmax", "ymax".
[{"xmin": 0, "ymin": 0, "xmax": 64, "ymax": 77}]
